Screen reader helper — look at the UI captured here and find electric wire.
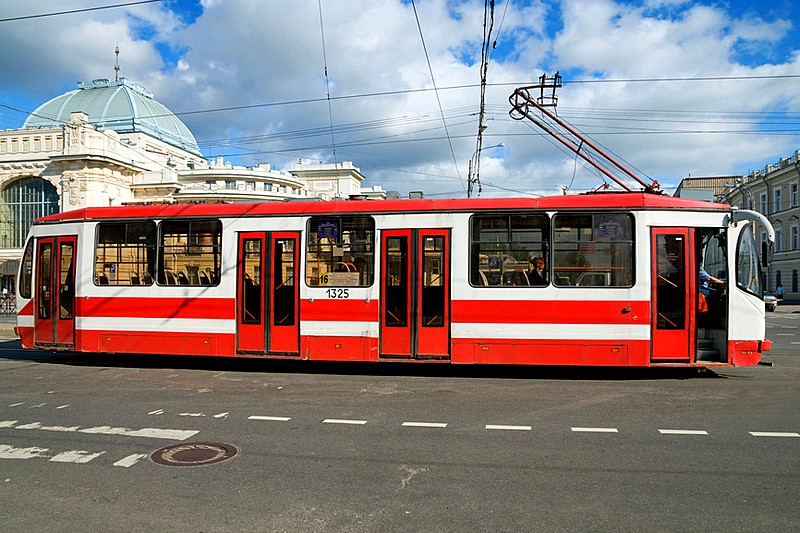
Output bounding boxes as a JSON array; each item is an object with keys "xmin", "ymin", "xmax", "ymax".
[
  {"xmin": 0, "ymin": 0, "xmax": 164, "ymax": 23},
  {"xmin": 317, "ymin": 0, "xmax": 338, "ymax": 167},
  {"xmin": 410, "ymin": 0, "xmax": 465, "ymax": 194}
]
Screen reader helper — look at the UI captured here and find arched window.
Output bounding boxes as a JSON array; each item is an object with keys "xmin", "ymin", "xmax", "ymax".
[{"xmin": 0, "ymin": 177, "xmax": 59, "ymax": 248}]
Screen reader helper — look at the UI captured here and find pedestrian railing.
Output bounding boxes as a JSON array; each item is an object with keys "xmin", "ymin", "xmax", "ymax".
[{"xmin": 0, "ymin": 296, "xmax": 16, "ymax": 316}]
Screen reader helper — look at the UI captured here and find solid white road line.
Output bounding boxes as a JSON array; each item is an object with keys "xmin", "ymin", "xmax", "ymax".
[
  {"xmin": 323, "ymin": 419, "xmax": 367, "ymax": 425},
  {"xmin": 79, "ymin": 426, "xmax": 199, "ymax": 440},
  {"xmin": 749, "ymin": 431, "xmax": 800, "ymax": 438},
  {"xmin": 402, "ymin": 422, "xmax": 447, "ymax": 428},
  {"xmin": 659, "ymin": 429, "xmax": 708, "ymax": 435},
  {"xmin": 0, "ymin": 444, "xmax": 49, "ymax": 459},
  {"xmin": 248, "ymin": 415, "xmax": 291, "ymax": 422},
  {"xmin": 1, "ymin": 420, "xmax": 199, "ymax": 441},
  {"xmin": 0, "ymin": 444, "xmax": 105, "ymax": 464},
  {"xmin": 571, "ymin": 427, "xmax": 619, "ymax": 433},
  {"xmin": 113, "ymin": 453, "xmax": 149, "ymax": 468},
  {"xmin": 50, "ymin": 450, "xmax": 105, "ymax": 464},
  {"xmin": 485, "ymin": 424, "xmax": 532, "ymax": 431}
]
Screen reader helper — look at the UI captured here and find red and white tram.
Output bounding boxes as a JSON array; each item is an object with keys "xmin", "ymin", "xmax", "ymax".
[{"xmin": 15, "ymin": 192, "xmax": 773, "ymax": 367}]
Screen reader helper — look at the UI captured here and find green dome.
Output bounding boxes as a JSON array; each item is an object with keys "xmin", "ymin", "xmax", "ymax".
[{"xmin": 24, "ymin": 78, "xmax": 202, "ymax": 157}]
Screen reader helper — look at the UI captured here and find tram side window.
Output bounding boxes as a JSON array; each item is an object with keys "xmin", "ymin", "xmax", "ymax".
[
  {"xmin": 736, "ymin": 223, "xmax": 762, "ymax": 296},
  {"xmin": 306, "ymin": 216, "xmax": 375, "ymax": 287},
  {"xmin": 553, "ymin": 213, "xmax": 634, "ymax": 287},
  {"xmin": 158, "ymin": 220, "xmax": 221, "ymax": 286},
  {"xmin": 19, "ymin": 239, "xmax": 33, "ymax": 298},
  {"xmin": 470, "ymin": 214, "xmax": 549, "ymax": 286},
  {"xmin": 95, "ymin": 222, "xmax": 156, "ymax": 286}
]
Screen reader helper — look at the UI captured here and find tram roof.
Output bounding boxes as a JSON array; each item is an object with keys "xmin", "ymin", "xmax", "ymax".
[{"xmin": 38, "ymin": 192, "xmax": 730, "ymax": 223}]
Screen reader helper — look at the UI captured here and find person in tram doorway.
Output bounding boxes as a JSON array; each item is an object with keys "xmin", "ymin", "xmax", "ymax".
[
  {"xmin": 699, "ymin": 267, "xmax": 724, "ymax": 296},
  {"xmin": 776, "ymin": 283, "xmax": 785, "ymax": 303},
  {"xmin": 698, "ymin": 266, "xmax": 725, "ymax": 324},
  {"xmin": 526, "ymin": 257, "xmax": 548, "ymax": 286}
]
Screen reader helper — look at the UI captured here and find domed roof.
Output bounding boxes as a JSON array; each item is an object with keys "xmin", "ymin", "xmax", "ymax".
[{"xmin": 24, "ymin": 78, "xmax": 202, "ymax": 156}]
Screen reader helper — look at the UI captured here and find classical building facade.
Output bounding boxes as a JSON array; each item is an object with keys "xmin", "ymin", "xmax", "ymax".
[
  {"xmin": 0, "ymin": 78, "xmax": 385, "ymax": 293},
  {"xmin": 715, "ymin": 150, "xmax": 800, "ymax": 302}
]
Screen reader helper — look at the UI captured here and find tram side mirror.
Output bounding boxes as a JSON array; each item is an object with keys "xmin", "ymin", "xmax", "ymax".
[{"xmin": 762, "ymin": 241, "xmax": 773, "ymax": 268}]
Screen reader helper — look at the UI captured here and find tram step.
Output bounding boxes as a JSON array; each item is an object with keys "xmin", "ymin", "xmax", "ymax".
[{"xmin": 696, "ymin": 348, "xmax": 720, "ymax": 361}]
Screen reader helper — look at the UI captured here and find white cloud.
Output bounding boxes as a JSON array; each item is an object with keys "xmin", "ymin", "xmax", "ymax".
[{"xmin": 0, "ymin": 0, "xmax": 798, "ymax": 196}]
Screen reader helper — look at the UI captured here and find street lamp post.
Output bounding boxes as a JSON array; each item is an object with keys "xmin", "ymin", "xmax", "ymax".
[{"xmin": 467, "ymin": 142, "xmax": 504, "ymax": 198}]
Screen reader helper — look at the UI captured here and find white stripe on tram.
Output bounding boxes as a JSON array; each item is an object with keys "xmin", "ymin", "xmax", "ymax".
[
  {"xmin": 452, "ymin": 322, "xmax": 650, "ymax": 341},
  {"xmin": 76, "ymin": 317, "xmax": 235, "ymax": 335}
]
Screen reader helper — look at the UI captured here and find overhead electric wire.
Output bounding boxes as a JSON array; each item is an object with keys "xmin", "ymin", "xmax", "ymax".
[
  {"xmin": 317, "ymin": 0, "xmax": 338, "ymax": 167},
  {"xmin": 410, "ymin": 0, "xmax": 465, "ymax": 193},
  {"xmin": 0, "ymin": 0, "xmax": 164, "ymax": 23}
]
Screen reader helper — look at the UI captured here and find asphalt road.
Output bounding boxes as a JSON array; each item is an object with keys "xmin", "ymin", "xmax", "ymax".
[{"xmin": 0, "ymin": 314, "xmax": 797, "ymax": 533}]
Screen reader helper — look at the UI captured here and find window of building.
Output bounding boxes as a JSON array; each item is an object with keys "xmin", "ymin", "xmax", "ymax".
[
  {"xmin": 0, "ymin": 177, "xmax": 59, "ymax": 248},
  {"xmin": 553, "ymin": 213, "xmax": 634, "ymax": 287},
  {"xmin": 760, "ymin": 193, "xmax": 767, "ymax": 215},
  {"xmin": 95, "ymin": 222, "xmax": 156, "ymax": 285},
  {"xmin": 157, "ymin": 220, "xmax": 221, "ymax": 286},
  {"xmin": 792, "ymin": 225, "xmax": 798, "ymax": 250},
  {"xmin": 225, "ymin": 180, "xmax": 236, "ymax": 190},
  {"xmin": 775, "ymin": 229, "xmax": 783, "ymax": 253},
  {"xmin": 775, "ymin": 188, "xmax": 782, "ymax": 213},
  {"xmin": 792, "ymin": 183, "xmax": 798, "ymax": 208},
  {"xmin": 306, "ymin": 216, "xmax": 374, "ymax": 287},
  {"xmin": 793, "ymin": 270, "xmax": 798, "ymax": 293},
  {"xmin": 469, "ymin": 214, "xmax": 549, "ymax": 286}
]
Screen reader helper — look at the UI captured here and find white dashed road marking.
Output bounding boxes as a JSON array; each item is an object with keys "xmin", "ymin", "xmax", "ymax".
[
  {"xmin": 402, "ymin": 422, "xmax": 448, "ymax": 428},
  {"xmin": 749, "ymin": 431, "xmax": 800, "ymax": 438},
  {"xmin": 249, "ymin": 415, "xmax": 291, "ymax": 422},
  {"xmin": 486, "ymin": 424, "xmax": 532, "ymax": 431},
  {"xmin": 571, "ymin": 427, "xmax": 618, "ymax": 433},
  {"xmin": 323, "ymin": 419, "xmax": 367, "ymax": 425},
  {"xmin": 659, "ymin": 429, "xmax": 709, "ymax": 435}
]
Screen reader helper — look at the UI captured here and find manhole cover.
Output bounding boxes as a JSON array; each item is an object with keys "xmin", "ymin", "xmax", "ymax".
[{"xmin": 151, "ymin": 442, "xmax": 237, "ymax": 467}]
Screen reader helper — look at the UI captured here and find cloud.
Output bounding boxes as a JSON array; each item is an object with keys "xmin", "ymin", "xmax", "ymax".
[{"xmin": 0, "ymin": 0, "xmax": 798, "ymax": 197}]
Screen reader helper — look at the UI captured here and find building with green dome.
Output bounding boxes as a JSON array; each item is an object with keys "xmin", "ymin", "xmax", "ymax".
[{"xmin": 0, "ymin": 78, "xmax": 379, "ymax": 293}]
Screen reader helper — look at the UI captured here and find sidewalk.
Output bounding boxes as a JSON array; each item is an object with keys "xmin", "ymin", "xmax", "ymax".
[
  {"xmin": 0, "ymin": 315, "xmax": 16, "ymax": 341},
  {"xmin": 774, "ymin": 303, "xmax": 800, "ymax": 314}
]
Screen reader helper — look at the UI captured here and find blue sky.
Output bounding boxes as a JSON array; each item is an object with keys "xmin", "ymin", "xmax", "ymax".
[{"xmin": 1, "ymin": 0, "xmax": 799, "ymax": 197}]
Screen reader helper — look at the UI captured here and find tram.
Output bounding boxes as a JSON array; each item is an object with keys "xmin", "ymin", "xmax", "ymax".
[{"xmin": 14, "ymin": 192, "xmax": 773, "ymax": 367}]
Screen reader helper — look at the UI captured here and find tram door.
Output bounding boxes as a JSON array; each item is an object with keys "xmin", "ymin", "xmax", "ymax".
[
  {"xmin": 34, "ymin": 236, "xmax": 76, "ymax": 347},
  {"xmin": 380, "ymin": 229, "xmax": 450, "ymax": 359},
  {"xmin": 651, "ymin": 228, "xmax": 694, "ymax": 362},
  {"xmin": 236, "ymin": 232, "xmax": 300, "ymax": 355}
]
